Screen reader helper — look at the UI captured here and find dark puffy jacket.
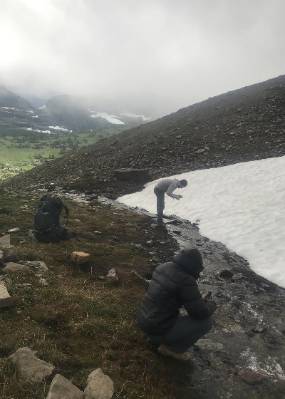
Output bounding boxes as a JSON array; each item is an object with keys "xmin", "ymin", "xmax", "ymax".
[{"xmin": 137, "ymin": 249, "xmax": 215, "ymax": 335}]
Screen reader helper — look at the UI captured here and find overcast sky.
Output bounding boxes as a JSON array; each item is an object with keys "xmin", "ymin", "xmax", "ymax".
[{"xmin": 0, "ymin": 0, "xmax": 284, "ymax": 115}]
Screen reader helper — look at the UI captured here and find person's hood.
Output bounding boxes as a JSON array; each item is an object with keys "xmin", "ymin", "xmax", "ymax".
[{"xmin": 173, "ymin": 248, "xmax": 203, "ymax": 279}]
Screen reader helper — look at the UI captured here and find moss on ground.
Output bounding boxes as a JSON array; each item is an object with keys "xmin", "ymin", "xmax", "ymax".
[{"xmin": 0, "ymin": 188, "xmax": 187, "ymax": 399}]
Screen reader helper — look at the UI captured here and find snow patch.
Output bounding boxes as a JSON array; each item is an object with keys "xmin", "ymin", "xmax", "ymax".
[
  {"xmin": 120, "ymin": 112, "xmax": 151, "ymax": 122},
  {"xmin": 48, "ymin": 125, "xmax": 72, "ymax": 132},
  {"xmin": 90, "ymin": 111, "xmax": 125, "ymax": 125},
  {"xmin": 25, "ymin": 127, "xmax": 53, "ymax": 134},
  {"xmin": 118, "ymin": 156, "xmax": 285, "ymax": 288},
  {"xmin": 1, "ymin": 106, "xmax": 16, "ymax": 111}
]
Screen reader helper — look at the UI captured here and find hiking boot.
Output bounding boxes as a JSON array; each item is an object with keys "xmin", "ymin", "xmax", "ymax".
[{"xmin": 158, "ymin": 345, "xmax": 192, "ymax": 361}]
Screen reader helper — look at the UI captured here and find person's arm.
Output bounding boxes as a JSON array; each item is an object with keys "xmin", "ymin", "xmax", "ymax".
[
  {"xmin": 180, "ymin": 279, "xmax": 216, "ymax": 319},
  {"xmin": 166, "ymin": 181, "xmax": 182, "ymax": 199}
]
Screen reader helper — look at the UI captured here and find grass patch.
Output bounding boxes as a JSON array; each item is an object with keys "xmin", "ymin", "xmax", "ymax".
[{"xmin": 0, "ymin": 187, "xmax": 182, "ymax": 399}]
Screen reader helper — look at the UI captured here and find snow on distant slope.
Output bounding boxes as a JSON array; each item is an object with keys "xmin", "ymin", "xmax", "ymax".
[
  {"xmin": 120, "ymin": 112, "xmax": 151, "ymax": 122},
  {"xmin": 90, "ymin": 111, "xmax": 125, "ymax": 125},
  {"xmin": 119, "ymin": 156, "xmax": 285, "ymax": 288},
  {"xmin": 25, "ymin": 127, "xmax": 52, "ymax": 134},
  {"xmin": 48, "ymin": 125, "xmax": 72, "ymax": 132}
]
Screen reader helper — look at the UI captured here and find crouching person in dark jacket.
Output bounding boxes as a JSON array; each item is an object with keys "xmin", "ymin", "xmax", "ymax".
[{"xmin": 137, "ymin": 248, "xmax": 216, "ymax": 361}]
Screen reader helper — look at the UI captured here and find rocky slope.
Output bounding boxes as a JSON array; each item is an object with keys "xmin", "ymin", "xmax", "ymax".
[
  {"xmin": 1, "ymin": 75, "xmax": 285, "ymax": 398},
  {"xmin": 5, "ymin": 74, "xmax": 285, "ymax": 197}
]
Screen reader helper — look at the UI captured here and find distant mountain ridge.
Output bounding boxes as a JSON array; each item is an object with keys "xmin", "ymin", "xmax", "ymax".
[
  {"xmin": 0, "ymin": 88, "xmax": 151, "ymax": 134},
  {"xmin": 0, "ymin": 86, "xmax": 32, "ymax": 109}
]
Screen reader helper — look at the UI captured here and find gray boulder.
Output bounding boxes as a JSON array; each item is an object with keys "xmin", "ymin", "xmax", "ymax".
[
  {"xmin": 3, "ymin": 262, "xmax": 30, "ymax": 273},
  {"xmin": 0, "ymin": 234, "xmax": 11, "ymax": 249},
  {"xmin": 22, "ymin": 260, "xmax": 49, "ymax": 273},
  {"xmin": 46, "ymin": 374, "xmax": 84, "ymax": 399},
  {"xmin": 0, "ymin": 279, "xmax": 15, "ymax": 308},
  {"xmin": 9, "ymin": 347, "xmax": 55, "ymax": 383},
  {"xmin": 113, "ymin": 168, "xmax": 150, "ymax": 183},
  {"xmin": 84, "ymin": 369, "xmax": 114, "ymax": 399}
]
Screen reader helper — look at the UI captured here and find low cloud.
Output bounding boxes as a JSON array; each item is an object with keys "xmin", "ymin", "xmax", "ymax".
[{"xmin": 0, "ymin": 0, "xmax": 284, "ymax": 115}]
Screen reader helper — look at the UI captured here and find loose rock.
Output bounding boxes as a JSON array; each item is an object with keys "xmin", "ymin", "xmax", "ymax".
[
  {"xmin": 3, "ymin": 262, "xmax": 30, "ymax": 273},
  {"xmin": 23, "ymin": 260, "xmax": 49, "ymax": 273},
  {"xmin": 46, "ymin": 374, "xmax": 84, "ymax": 399},
  {"xmin": 195, "ymin": 339, "xmax": 224, "ymax": 352},
  {"xmin": 84, "ymin": 368, "xmax": 114, "ymax": 399},
  {"xmin": 8, "ymin": 227, "xmax": 20, "ymax": 233},
  {"xmin": 238, "ymin": 368, "xmax": 268, "ymax": 385},
  {"xmin": 0, "ymin": 235, "xmax": 11, "ymax": 249},
  {"xmin": 106, "ymin": 268, "xmax": 119, "ymax": 282},
  {"xmin": 0, "ymin": 280, "xmax": 15, "ymax": 309},
  {"xmin": 71, "ymin": 251, "xmax": 91, "ymax": 264},
  {"xmin": 8, "ymin": 347, "xmax": 55, "ymax": 383}
]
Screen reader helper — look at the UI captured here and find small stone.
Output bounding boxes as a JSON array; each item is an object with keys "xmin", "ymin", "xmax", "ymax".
[
  {"xmin": 3, "ymin": 262, "xmax": 30, "ymax": 273},
  {"xmin": 39, "ymin": 278, "xmax": 48, "ymax": 287},
  {"xmin": 0, "ymin": 235, "xmax": 11, "ymax": 249},
  {"xmin": 195, "ymin": 339, "xmax": 224, "ymax": 352},
  {"xmin": 23, "ymin": 260, "xmax": 49, "ymax": 273},
  {"xmin": 106, "ymin": 268, "xmax": 119, "ymax": 283},
  {"xmin": 232, "ymin": 273, "xmax": 244, "ymax": 281},
  {"xmin": 196, "ymin": 148, "xmax": 207, "ymax": 154},
  {"xmin": 252, "ymin": 324, "xmax": 266, "ymax": 333},
  {"xmin": 8, "ymin": 347, "xmax": 54, "ymax": 383},
  {"xmin": 2, "ymin": 247, "xmax": 17, "ymax": 263},
  {"xmin": 8, "ymin": 228, "xmax": 20, "ymax": 233},
  {"xmin": 0, "ymin": 280, "xmax": 15, "ymax": 309},
  {"xmin": 238, "ymin": 368, "xmax": 268, "ymax": 385},
  {"xmin": 84, "ymin": 368, "xmax": 114, "ymax": 399},
  {"xmin": 71, "ymin": 251, "xmax": 91, "ymax": 264},
  {"xmin": 46, "ymin": 374, "xmax": 84, "ymax": 399},
  {"xmin": 219, "ymin": 269, "xmax": 234, "ymax": 279}
]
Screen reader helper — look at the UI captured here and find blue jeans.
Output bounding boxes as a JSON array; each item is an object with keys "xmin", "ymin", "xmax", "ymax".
[{"xmin": 148, "ymin": 316, "xmax": 212, "ymax": 353}]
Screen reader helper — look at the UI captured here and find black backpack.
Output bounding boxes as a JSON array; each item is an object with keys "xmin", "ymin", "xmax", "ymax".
[{"xmin": 34, "ymin": 195, "xmax": 66, "ymax": 231}]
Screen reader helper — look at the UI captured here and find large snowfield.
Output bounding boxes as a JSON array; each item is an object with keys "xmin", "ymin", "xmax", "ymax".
[{"xmin": 118, "ymin": 156, "xmax": 285, "ymax": 288}]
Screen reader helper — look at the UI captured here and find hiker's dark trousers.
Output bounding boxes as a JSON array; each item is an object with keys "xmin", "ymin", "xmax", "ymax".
[
  {"xmin": 154, "ymin": 187, "xmax": 165, "ymax": 221},
  {"xmin": 148, "ymin": 315, "xmax": 212, "ymax": 353}
]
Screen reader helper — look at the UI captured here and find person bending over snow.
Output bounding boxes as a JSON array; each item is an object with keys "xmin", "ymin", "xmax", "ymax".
[{"xmin": 154, "ymin": 178, "xmax": 187, "ymax": 223}]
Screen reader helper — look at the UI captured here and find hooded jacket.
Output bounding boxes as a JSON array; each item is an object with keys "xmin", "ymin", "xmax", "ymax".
[{"xmin": 137, "ymin": 249, "xmax": 215, "ymax": 335}]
